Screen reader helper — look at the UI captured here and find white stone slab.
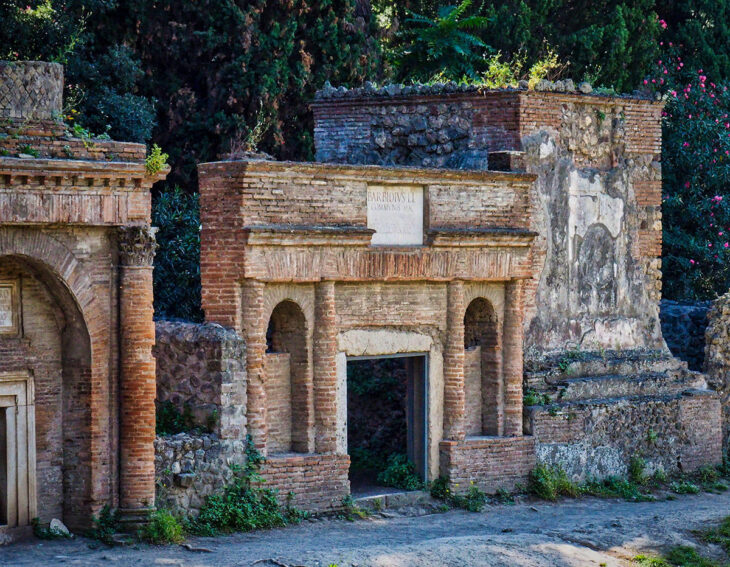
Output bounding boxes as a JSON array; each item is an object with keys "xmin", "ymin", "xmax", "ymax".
[
  {"xmin": 367, "ymin": 185, "xmax": 424, "ymax": 246},
  {"xmin": 0, "ymin": 286, "xmax": 14, "ymax": 331}
]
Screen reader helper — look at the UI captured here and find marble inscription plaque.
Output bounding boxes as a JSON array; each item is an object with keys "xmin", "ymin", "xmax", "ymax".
[
  {"xmin": 367, "ymin": 185, "xmax": 424, "ymax": 246},
  {"xmin": 0, "ymin": 284, "xmax": 15, "ymax": 332}
]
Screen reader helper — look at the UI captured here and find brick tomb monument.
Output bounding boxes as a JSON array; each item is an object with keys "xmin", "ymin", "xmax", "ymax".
[
  {"xmin": 312, "ymin": 82, "xmax": 723, "ymax": 479},
  {"xmin": 0, "ymin": 61, "xmax": 166, "ymax": 541},
  {"xmin": 154, "ymin": 82, "xmax": 723, "ymax": 514}
]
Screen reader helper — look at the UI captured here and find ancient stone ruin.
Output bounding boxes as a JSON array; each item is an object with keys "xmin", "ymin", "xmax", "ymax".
[
  {"xmin": 156, "ymin": 83, "xmax": 723, "ymax": 513},
  {"xmin": 0, "ymin": 61, "xmax": 727, "ymax": 537},
  {"xmin": 0, "ymin": 61, "xmax": 166, "ymax": 542}
]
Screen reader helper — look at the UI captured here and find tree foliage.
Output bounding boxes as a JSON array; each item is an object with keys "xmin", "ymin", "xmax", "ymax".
[{"xmin": 391, "ymin": 0, "xmax": 491, "ymax": 82}]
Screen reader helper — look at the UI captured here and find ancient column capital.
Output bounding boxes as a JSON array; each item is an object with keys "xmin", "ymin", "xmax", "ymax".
[{"xmin": 118, "ymin": 226, "xmax": 157, "ymax": 267}]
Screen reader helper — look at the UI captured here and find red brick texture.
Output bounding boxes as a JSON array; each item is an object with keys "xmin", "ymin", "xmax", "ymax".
[
  {"xmin": 439, "ymin": 436, "xmax": 536, "ymax": 493},
  {"xmin": 443, "ymin": 280, "xmax": 466, "ymax": 441},
  {"xmin": 118, "ymin": 227, "xmax": 157, "ymax": 514},
  {"xmin": 198, "ymin": 159, "xmax": 539, "ymax": 504},
  {"xmin": 0, "ymin": 62, "xmax": 165, "ymax": 533}
]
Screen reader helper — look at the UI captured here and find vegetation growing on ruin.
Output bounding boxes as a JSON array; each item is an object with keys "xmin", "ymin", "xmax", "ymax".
[
  {"xmin": 186, "ymin": 436, "xmax": 307, "ymax": 536},
  {"xmin": 139, "ymin": 509, "xmax": 185, "ymax": 545},
  {"xmin": 376, "ymin": 454, "xmax": 424, "ymax": 491},
  {"xmin": 429, "ymin": 477, "xmax": 488, "ymax": 512},
  {"xmin": 527, "ymin": 461, "xmax": 730, "ymax": 504}
]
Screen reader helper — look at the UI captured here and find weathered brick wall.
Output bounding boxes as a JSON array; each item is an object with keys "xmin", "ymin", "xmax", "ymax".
[
  {"xmin": 0, "ymin": 60, "xmax": 165, "ymax": 535},
  {"xmin": 264, "ymin": 353, "xmax": 292, "ymax": 453},
  {"xmin": 464, "ymin": 347, "xmax": 482, "ymax": 436},
  {"xmin": 198, "ymin": 157, "xmax": 538, "ymax": 501},
  {"xmin": 261, "ymin": 454, "xmax": 350, "ymax": 511},
  {"xmin": 199, "ymin": 160, "xmax": 535, "ymax": 333},
  {"xmin": 154, "ymin": 320, "xmax": 247, "ymax": 436},
  {"xmin": 661, "ymin": 300, "xmax": 711, "ymax": 371},
  {"xmin": 313, "ymin": 88, "xmax": 665, "ymax": 361},
  {"xmin": 439, "ymin": 437, "xmax": 536, "ymax": 493}
]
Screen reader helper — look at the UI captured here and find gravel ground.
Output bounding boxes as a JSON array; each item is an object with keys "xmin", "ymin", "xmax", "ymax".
[{"xmin": 3, "ymin": 490, "xmax": 730, "ymax": 567}]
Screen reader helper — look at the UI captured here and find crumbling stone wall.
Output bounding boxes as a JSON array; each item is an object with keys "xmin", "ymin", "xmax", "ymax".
[
  {"xmin": 661, "ymin": 300, "xmax": 711, "ymax": 371},
  {"xmin": 155, "ymin": 433, "xmax": 245, "ymax": 516},
  {"xmin": 704, "ymin": 293, "xmax": 730, "ymax": 449},
  {"xmin": 154, "ymin": 320, "xmax": 247, "ymax": 437}
]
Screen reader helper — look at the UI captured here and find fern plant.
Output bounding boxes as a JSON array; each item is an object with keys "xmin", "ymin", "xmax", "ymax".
[{"xmin": 392, "ymin": 0, "xmax": 491, "ymax": 82}]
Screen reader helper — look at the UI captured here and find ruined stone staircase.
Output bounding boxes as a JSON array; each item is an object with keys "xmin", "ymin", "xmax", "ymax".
[{"xmin": 523, "ymin": 350, "xmax": 719, "ymax": 478}]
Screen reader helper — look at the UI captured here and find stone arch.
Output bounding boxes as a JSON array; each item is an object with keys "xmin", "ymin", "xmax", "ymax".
[
  {"xmin": 464, "ymin": 297, "xmax": 502, "ymax": 436},
  {"xmin": 265, "ymin": 300, "xmax": 313, "ymax": 453},
  {"xmin": 0, "ymin": 252, "xmax": 93, "ymax": 530}
]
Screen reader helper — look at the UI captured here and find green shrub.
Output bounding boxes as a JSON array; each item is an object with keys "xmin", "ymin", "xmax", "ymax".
[
  {"xmin": 429, "ymin": 477, "xmax": 486, "ymax": 512},
  {"xmin": 670, "ymin": 480, "xmax": 700, "ymax": 495},
  {"xmin": 581, "ymin": 476, "xmax": 654, "ymax": 502},
  {"xmin": 701, "ymin": 516, "xmax": 730, "ymax": 554},
  {"xmin": 152, "ymin": 187, "xmax": 202, "ymax": 322},
  {"xmin": 140, "ymin": 509, "xmax": 184, "ymax": 544},
  {"xmin": 187, "ymin": 436, "xmax": 304, "ymax": 535},
  {"xmin": 628, "ymin": 456, "xmax": 648, "ymax": 486},
  {"xmin": 523, "ymin": 388, "xmax": 551, "ymax": 406},
  {"xmin": 451, "ymin": 482, "xmax": 487, "ymax": 512},
  {"xmin": 145, "ymin": 144, "xmax": 169, "ymax": 175},
  {"xmin": 86, "ymin": 505, "xmax": 120, "ymax": 546},
  {"xmin": 430, "ymin": 476, "xmax": 450, "ymax": 501},
  {"xmin": 528, "ymin": 464, "xmax": 579, "ymax": 501},
  {"xmin": 156, "ymin": 401, "xmax": 194, "ymax": 436},
  {"xmin": 376, "ymin": 454, "xmax": 424, "ymax": 491}
]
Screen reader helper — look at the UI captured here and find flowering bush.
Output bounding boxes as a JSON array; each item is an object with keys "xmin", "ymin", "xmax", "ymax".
[{"xmin": 650, "ymin": 46, "xmax": 730, "ymax": 299}]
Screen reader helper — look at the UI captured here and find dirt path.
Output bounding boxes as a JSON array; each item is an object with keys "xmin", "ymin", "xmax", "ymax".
[{"xmin": 4, "ymin": 490, "xmax": 730, "ymax": 567}]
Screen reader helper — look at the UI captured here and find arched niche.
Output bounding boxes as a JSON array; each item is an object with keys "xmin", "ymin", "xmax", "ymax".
[
  {"xmin": 464, "ymin": 297, "xmax": 502, "ymax": 436},
  {"xmin": 265, "ymin": 300, "xmax": 313, "ymax": 453}
]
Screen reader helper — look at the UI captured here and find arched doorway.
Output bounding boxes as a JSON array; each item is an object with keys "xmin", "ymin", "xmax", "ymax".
[
  {"xmin": 265, "ymin": 300, "xmax": 312, "ymax": 454},
  {"xmin": 464, "ymin": 297, "xmax": 502, "ymax": 436},
  {"xmin": 0, "ymin": 255, "xmax": 91, "ymax": 531}
]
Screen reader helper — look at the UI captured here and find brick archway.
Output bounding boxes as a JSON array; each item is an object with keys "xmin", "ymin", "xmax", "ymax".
[{"xmin": 0, "ymin": 249, "xmax": 94, "ymax": 530}]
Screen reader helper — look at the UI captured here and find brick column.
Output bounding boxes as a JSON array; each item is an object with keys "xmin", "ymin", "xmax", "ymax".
[
  {"xmin": 242, "ymin": 279, "xmax": 268, "ymax": 451},
  {"xmin": 313, "ymin": 280, "xmax": 338, "ymax": 453},
  {"xmin": 118, "ymin": 226, "xmax": 157, "ymax": 523},
  {"xmin": 443, "ymin": 280, "xmax": 466, "ymax": 441},
  {"xmin": 503, "ymin": 279, "xmax": 525, "ymax": 437}
]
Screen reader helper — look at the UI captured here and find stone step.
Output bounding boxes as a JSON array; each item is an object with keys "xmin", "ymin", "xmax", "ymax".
[
  {"xmin": 353, "ymin": 490, "xmax": 437, "ymax": 513},
  {"xmin": 525, "ymin": 350, "xmax": 686, "ymax": 390},
  {"xmin": 553, "ymin": 371, "xmax": 706, "ymax": 402}
]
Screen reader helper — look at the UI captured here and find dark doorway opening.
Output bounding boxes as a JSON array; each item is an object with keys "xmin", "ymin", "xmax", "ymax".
[{"xmin": 347, "ymin": 354, "xmax": 427, "ymax": 497}]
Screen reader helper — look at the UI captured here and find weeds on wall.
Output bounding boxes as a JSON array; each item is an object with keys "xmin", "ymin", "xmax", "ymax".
[
  {"xmin": 85, "ymin": 505, "xmax": 120, "ymax": 546},
  {"xmin": 155, "ymin": 401, "xmax": 195, "ymax": 436},
  {"xmin": 186, "ymin": 436, "xmax": 307, "ymax": 536}
]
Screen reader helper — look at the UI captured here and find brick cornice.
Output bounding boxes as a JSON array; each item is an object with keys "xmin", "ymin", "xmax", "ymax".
[{"xmin": 198, "ymin": 158, "xmax": 537, "ymax": 186}]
